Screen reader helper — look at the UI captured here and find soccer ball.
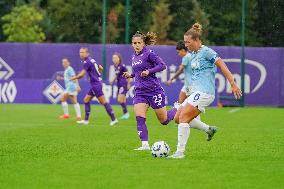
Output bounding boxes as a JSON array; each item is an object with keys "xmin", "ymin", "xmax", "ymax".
[{"xmin": 151, "ymin": 141, "xmax": 170, "ymax": 158}]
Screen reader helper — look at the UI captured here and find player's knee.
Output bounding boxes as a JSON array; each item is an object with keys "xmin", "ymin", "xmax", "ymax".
[
  {"xmin": 83, "ymin": 98, "xmax": 89, "ymax": 103},
  {"xmin": 117, "ymin": 98, "xmax": 122, "ymax": 104},
  {"xmin": 174, "ymin": 115, "xmax": 179, "ymax": 124},
  {"xmin": 179, "ymin": 111, "xmax": 189, "ymax": 123},
  {"xmin": 158, "ymin": 116, "xmax": 167, "ymax": 125}
]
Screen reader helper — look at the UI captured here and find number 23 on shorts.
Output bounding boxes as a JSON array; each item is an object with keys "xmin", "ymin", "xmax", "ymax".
[{"xmin": 153, "ymin": 94, "xmax": 163, "ymax": 105}]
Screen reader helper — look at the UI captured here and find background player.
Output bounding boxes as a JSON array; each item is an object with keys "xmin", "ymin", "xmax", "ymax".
[
  {"xmin": 170, "ymin": 23, "xmax": 242, "ymax": 159},
  {"xmin": 59, "ymin": 58, "xmax": 81, "ymax": 120},
  {"xmin": 166, "ymin": 40, "xmax": 191, "ymax": 103},
  {"xmin": 109, "ymin": 52, "xmax": 131, "ymax": 120},
  {"xmin": 71, "ymin": 48, "xmax": 118, "ymax": 126},
  {"xmin": 123, "ymin": 31, "xmax": 178, "ymax": 150}
]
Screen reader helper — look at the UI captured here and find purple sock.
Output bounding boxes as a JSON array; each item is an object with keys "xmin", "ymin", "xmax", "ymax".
[
  {"xmin": 104, "ymin": 103, "xmax": 116, "ymax": 121},
  {"xmin": 120, "ymin": 103, "xmax": 128, "ymax": 114},
  {"xmin": 162, "ymin": 107, "xmax": 177, "ymax": 125},
  {"xmin": 84, "ymin": 102, "xmax": 91, "ymax": 121},
  {"xmin": 136, "ymin": 116, "xmax": 148, "ymax": 141}
]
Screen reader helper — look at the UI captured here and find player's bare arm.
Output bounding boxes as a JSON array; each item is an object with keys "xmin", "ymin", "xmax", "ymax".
[
  {"xmin": 71, "ymin": 69, "xmax": 86, "ymax": 80},
  {"xmin": 215, "ymin": 59, "xmax": 242, "ymax": 99},
  {"xmin": 166, "ymin": 64, "xmax": 185, "ymax": 86}
]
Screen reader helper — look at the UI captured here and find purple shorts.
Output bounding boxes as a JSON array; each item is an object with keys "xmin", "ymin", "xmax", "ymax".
[
  {"xmin": 117, "ymin": 85, "xmax": 128, "ymax": 96},
  {"xmin": 87, "ymin": 84, "xmax": 104, "ymax": 98},
  {"xmin": 133, "ymin": 92, "xmax": 166, "ymax": 109}
]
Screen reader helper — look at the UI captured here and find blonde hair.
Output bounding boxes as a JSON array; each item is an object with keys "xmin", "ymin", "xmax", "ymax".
[
  {"xmin": 80, "ymin": 47, "xmax": 89, "ymax": 53},
  {"xmin": 62, "ymin": 58, "xmax": 70, "ymax": 62},
  {"xmin": 132, "ymin": 31, "xmax": 157, "ymax": 45},
  {"xmin": 184, "ymin": 23, "xmax": 203, "ymax": 40}
]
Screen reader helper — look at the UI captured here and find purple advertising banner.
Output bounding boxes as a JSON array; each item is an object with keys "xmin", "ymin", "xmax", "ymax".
[{"xmin": 0, "ymin": 43, "xmax": 283, "ymax": 106}]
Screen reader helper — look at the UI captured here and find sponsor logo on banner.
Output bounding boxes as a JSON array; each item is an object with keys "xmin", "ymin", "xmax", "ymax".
[
  {"xmin": 216, "ymin": 59, "xmax": 267, "ymax": 94},
  {"xmin": 0, "ymin": 57, "xmax": 17, "ymax": 103},
  {"xmin": 43, "ymin": 80, "xmax": 64, "ymax": 104}
]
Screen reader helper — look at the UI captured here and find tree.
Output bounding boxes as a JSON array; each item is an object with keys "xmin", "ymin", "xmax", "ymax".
[
  {"xmin": 256, "ymin": 0, "xmax": 284, "ymax": 47},
  {"xmin": 2, "ymin": 4, "xmax": 46, "ymax": 42},
  {"xmin": 128, "ymin": 0, "xmax": 156, "ymax": 42},
  {"xmin": 198, "ymin": 0, "xmax": 260, "ymax": 46},
  {"xmin": 107, "ymin": 3, "xmax": 124, "ymax": 43},
  {"xmin": 46, "ymin": 0, "xmax": 101, "ymax": 43},
  {"xmin": 190, "ymin": 0, "xmax": 210, "ymax": 44},
  {"xmin": 150, "ymin": 0, "xmax": 174, "ymax": 44},
  {"xmin": 0, "ymin": 0, "xmax": 16, "ymax": 41},
  {"xmin": 168, "ymin": 1, "xmax": 194, "ymax": 42}
]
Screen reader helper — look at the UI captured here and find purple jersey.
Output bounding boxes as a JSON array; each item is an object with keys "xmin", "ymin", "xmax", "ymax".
[
  {"xmin": 115, "ymin": 63, "xmax": 128, "ymax": 86},
  {"xmin": 131, "ymin": 47, "xmax": 166, "ymax": 96},
  {"xmin": 82, "ymin": 57, "xmax": 102, "ymax": 86}
]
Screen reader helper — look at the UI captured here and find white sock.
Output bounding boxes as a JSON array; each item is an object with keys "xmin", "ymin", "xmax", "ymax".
[
  {"xmin": 177, "ymin": 123, "xmax": 190, "ymax": 153},
  {"xmin": 61, "ymin": 101, "xmax": 68, "ymax": 115},
  {"xmin": 74, "ymin": 103, "xmax": 81, "ymax": 117},
  {"xmin": 142, "ymin": 141, "xmax": 149, "ymax": 147},
  {"xmin": 189, "ymin": 116, "xmax": 210, "ymax": 133}
]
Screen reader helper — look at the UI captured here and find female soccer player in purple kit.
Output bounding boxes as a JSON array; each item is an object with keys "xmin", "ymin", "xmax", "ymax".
[
  {"xmin": 71, "ymin": 47, "xmax": 118, "ymax": 126},
  {"xmin": 123, "ymin": 31, "xmax": 178, "ymax": 150},
  {"xmin": 110, "ymin": 52, "xmax": 131, "ymax": 120}
]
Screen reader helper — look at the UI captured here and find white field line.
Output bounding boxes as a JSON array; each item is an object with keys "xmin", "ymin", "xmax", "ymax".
[{"xmin": 228, "ymin": 108, "xmax": 241, "ymax": 113}]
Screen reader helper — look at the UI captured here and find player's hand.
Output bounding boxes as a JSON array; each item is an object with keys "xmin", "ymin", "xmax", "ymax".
[
  {"xmin": 166, "ymin": 79, "xmax": 172, "ymax": 86},
  {"xmin": 76, "ymin": 86, "xmax": 81, "ymax": 92},
  {"xmin": 231, "ymin": 83, "xmax": 242, "ymax": 99},
  {"xmin": 109, "ymin": 80, "xmax": 114, "ymax": 85},
  {"xmin": 56, "ymin": 76, "xmax": 64, "ymax": 80},
  {"xmin": 98, "ymin": 65, "xmax": 104, "ymax": 73},
  {"xmin": 140, "ymin": 70, "xmax": 149, "ymax": 77},
  {"xmin": 123, "ymin": 72, "xmax": 131, "ymax": 79}
]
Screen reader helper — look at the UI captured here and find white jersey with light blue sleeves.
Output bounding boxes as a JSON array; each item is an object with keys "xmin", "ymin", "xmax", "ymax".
[
  {"xmin": 64, "ymin": 66, "xmax": 77, "ymax": 92},
  {"xmin": 181, "ymin": 52, "xmax": 192, "ymax": 87},
  {"xmin": 189, "ymin": 45, "xmax": 220, "ymax": 95}
]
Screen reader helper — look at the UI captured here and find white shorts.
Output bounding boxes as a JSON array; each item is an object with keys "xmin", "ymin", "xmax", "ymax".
[
  {"xmin": 181, "ymin": 85, "xmax": 193, "ymax": 96},
  {"xmin": 181, "ymin": 91, "xmax": 215, "ymax": 113},
  {"xmin": 64, "ymin": 89, "xmax": 78, "ymax": 96}
]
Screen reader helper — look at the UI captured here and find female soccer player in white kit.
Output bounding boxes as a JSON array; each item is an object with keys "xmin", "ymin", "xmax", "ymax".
[
  {"xmin": 59, "ymin": 58, "xmax": 81, "ymax": 120},
  {"xmin": 167, "ymin": 40, "xmax": 218, "ymax": 142},
  {"xmin": 169, "ymin": 23, "xmax": 242, "ymax": 159}
]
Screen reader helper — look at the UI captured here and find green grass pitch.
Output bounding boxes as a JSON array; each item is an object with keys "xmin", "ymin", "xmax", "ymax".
[{"xmin": 0, "ymin": 104, "xmax": 283, "ymax": 189}]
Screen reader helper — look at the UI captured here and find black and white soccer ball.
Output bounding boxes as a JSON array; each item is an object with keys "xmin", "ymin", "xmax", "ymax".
[{"xmin": 151, "ymin": 141, "xmax": 170, "ymax": 158}]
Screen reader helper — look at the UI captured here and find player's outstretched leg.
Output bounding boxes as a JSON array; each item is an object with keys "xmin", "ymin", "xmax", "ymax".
[
  {"xmin": 169, "ymin": 104, "xmax": 200, "ymax": 159},
  {"xmin": 168, "ymin": 122, "xmax": 189, "ymax": 159},
  {"xmin": 134, "ymin": 116, "xmax": 150, "ymax": 151},
  {"xmin": 119, "ymin": 102, "xmax": 129, "ymax": 120},
  {"xmin": 73, "ymin": 103, "xmax": 81, "ymax": 120},
  {"xmin": 207, "ymin": 126, "xmax": 218, "ymax": 141},
  {"xmin": 59, "ymin": 93, "xmax": 70, "ymax": 119},
  {"xmin": 70, "ymin": 95, "xmax": 81, "ymax": 120},
  {"xmin": 60, "ymin": 101, "xmax": 70, "ymax": 119},
  {"xmin": 103, "ymin": 103, "xmax": 118, "ymax": 126},
  {"xmin": 97, "ymin": 95, "xmax": 118, "ymax": 126},
  {"xmin": 161, "ymin": 107, "xmax": 177, "ymax": 125},
  {"xmin": 189, "ymin": 117, "xmax": 218, "ymax": 141},
  {"xmin": 77, "ymin": 95, "xmax": 92, "ymax": 125},
  {"xmin": 77, "ymin": 102, "xmax": 90, "ymax": 125}
]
